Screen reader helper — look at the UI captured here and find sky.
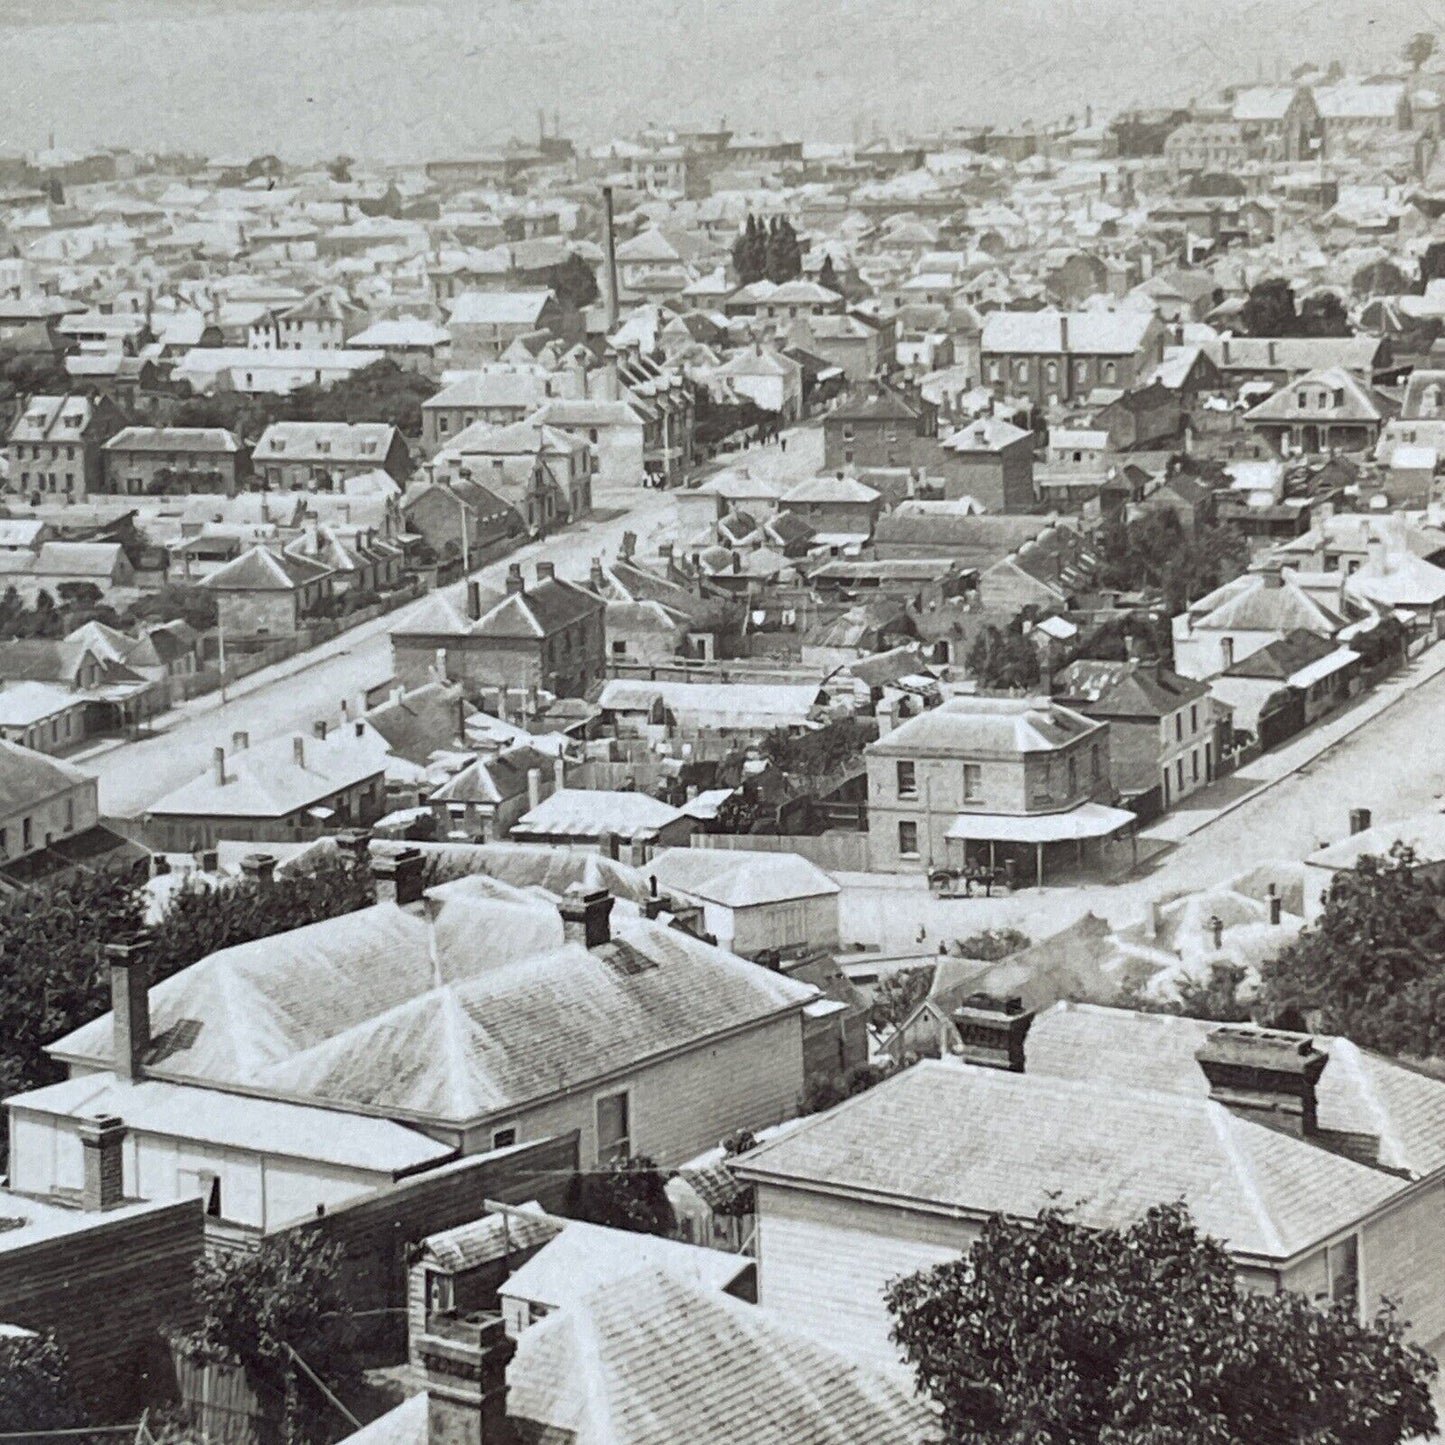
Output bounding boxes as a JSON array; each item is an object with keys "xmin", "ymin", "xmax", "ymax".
[{"xmin": 0, "ymin": 0, "xmax": 1429, "ymax": 164}]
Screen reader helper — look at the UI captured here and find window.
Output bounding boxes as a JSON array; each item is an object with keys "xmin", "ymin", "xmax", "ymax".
[
  {"xmin": 956, "ymin": 761, "xmax": 980, "ymax": 802},
  {"xmin": 898, "ymin": 820, "xmax": 919, "ymax": 857},
  {"xmin": 1015, "ymin": 359, "xmax": 1029, "ymax": 382},
  {"xmin": 491, "ymin": 1126, "xmax": 518, "ymax": 1149},
  {"xmin": 425, "ymin": 1270, "xmax": 455, "ymax": 1315},
  {"xmin": 0, "ymin": 828, "xmax": 7, "ymax": 856},
  {"xmin": 1176, "ymin": 759, "xmax": 1185, "ymax": 791},
  {"xmin": 21, "ymin": 817, "xmax": 30, "ymax": 851},
  {"xmin": 1190, "ymin": 704, "xmax": 1199, "ymax": 734},
  {"xmin": 611, "ymin": 639, "xmax": 627, "ymax": 657},
  {"xmin": 1045, "ymin": 360, "xmax": 1059, "ymax": 386},
  {"xmin": 596, "ymin": 1090, "xmax": 630, "ymax": 1164},
  {"xmin": 1175, "ymin": 713, "xmax": 1183, "ymax": 742},
  {"xmin": 987, "ymin": 360, "xmax": 1001, "ymax": 383},
  {"xmin": 1067, "ymin": 756, "xmax": 1078, "ymax": 793},
  {"xmin": 1192, "ymin": 750, "xmax": 1200, "ymax": 783},
  {"xmin": 896, "ymin": 760, "xmax": 917, "ymax": 797}
]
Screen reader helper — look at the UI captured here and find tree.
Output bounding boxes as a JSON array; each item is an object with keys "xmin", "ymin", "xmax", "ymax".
[
  {"xmin": 1299, "ymin": 289, "xmax": 1351, "ymax": 337},
  {"xmin": 732, "ymin": 214, "xmax": 767, "ymax": 285},
  {"xmin": 147, "ymin": 854, "xmax": 376, "ymax": 983},
  {"xmin": 1240, "ymin": 276, "xmax": 1299, "ymax": 337},
  {"xmin": 764, "ymin": 216, "xmax": 803, "ymax": 284},
  {"xmin": 326, "ymin": 155, "xmax": 354, "ymax": 183},
  {"xmin": 887, "ymin": 1201, "xmax": 1437, "ymax": 1445},
  {"xmin": 176, "ymin": 1232, "xmax": 359, "ymax": 1444},
  {"xmin": 123, "ymin": 583, "xmax": 219, "ymax": 633},
  {"xmin": 966, "ymin": 625, "xmax": 1040, "ymax": 691},
  {"xmin": 817, "ymin": 253, "xmax": 841, "ymax": 295},
  {"xmin": 1259, "ymin": 842, "xmax": 1445, "ymax": 1056},
  {"xmin": 1353, "ymin": 257, "xmax": 1414, "ymax": 299},
  {"xmin": 565, "ymin": 1156, "xmax": 676, "ymax": 1236},
  {"xmin": 545, "ymin": 251, "xmax": 600, "ymax": 311},
  {"xmin": 1405, "ymin": 31, "xmax": 1438, "ymax": 73},
  {"xmin": 869, "ymin": 966, "xmax": 935, "ymax": 1032},
  {"xmin": 0, "ymin": 1332, "xmax": 86, "ymax": 1434}
]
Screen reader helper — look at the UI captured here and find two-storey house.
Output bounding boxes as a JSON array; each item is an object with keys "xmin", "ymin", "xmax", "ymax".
[
  {"xmin": 864, "ymin": 695, "xmax": 1132, "ymax": 883},
  {"xmin": 980, "ymin": 308, "xmax": 1165, "ymax": 407},
  {"xmin": 101, "ymin": 427, "xmax": 248, "ymax": 496},
  {"xmin": 5, "ymin": 394, "xmax": 127, "ymax": 500}
]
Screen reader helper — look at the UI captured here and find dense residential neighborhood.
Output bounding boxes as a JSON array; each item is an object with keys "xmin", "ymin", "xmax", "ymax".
[{"xmin": 10, "ymin": 15, "xmax": 1445, "ymax": 1445}]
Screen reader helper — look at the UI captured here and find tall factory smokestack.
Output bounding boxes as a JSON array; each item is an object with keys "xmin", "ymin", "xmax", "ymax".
[{"xmin": 601, "ymin": 185, "xmax": 621, "ymax": 333}]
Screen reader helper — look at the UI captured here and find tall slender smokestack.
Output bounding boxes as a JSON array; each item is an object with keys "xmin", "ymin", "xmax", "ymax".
[{"xmin": 601, "ymin": 185, "xmax": 621, "ymax": 333}]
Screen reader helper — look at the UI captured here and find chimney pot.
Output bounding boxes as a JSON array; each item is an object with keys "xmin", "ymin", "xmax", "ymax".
[
  {"xmin": 1348, "ymin": 807, "xmax": 1372, "ymax": 836},
  {"xmin": 107, "ymin": 938, "xmax": 151, "ymax": 1082},
  {"xmin": 467, "ymin": 579, "xmax": 483, "ymax": 620},
  {"xmin": 1196, "ymin": 1027, "xmax": 1328, "ymax": 1137},
  {"xmin": 536, "ymin": 561, "xmax": 556, "ymax": 583},
  {"xmin": 506, "ymin": 563, "xmax": 525, "ymax": 596},
  {"xmin": 212, "ymin": 746, "xmax": 226, "ymax": 788},
  {"xmin": 373, "ymin": 846, "xmax": 425, "ymax": 907},
  {"xmin": 335, "ymin": 827, "xmax": 371, "ymax": 861},
  {"xmin": 527, "ymin": 766, "xmax": 543, "ymax": 811},
  {"xmin": 951, "ymin": 993, "xmax": 1033, "ymax": 1072},
  {"xmin": 559, "ymin": 885, "xmax": 614, "ymax": 948},
  {"xmin": 553, "ymin": 755, "xmax": 566, "ymax": 792},
  {"xmin": 78, "ymin": 1114, "xmax": 127, "ymax": 1212},
  {"xmin": 293, "ymin": 736, "xmax": 305, "ymax": 769}
]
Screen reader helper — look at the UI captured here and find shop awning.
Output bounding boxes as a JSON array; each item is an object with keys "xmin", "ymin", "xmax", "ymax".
[{"xmin": 945, "ymin": 802, "xmax": 1136, "ymax": 844}]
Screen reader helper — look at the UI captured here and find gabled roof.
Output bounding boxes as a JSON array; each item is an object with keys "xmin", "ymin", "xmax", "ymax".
[
  {"xmin": 104, "ymin": 426, "xmax": 241, "ymax": 455},
  {"xmin": 981, "ymin": 307, "xmax": 1158, "ymax": 357},
  {"xmin": 1244, "ymin": 367, "xmax": 1394, "ymax": 425},
  {"xmin": 506, "ymin": 1267, "xmax": 938, "ymax": 1445}
]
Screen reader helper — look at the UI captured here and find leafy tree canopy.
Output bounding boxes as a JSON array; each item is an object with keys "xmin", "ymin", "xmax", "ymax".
[
  {"xmin": 887, "ymin": 1201, "xmax": 1437, "ymax": 1445},
  {"xmin": 868, "ymin": 965, "xmax": 934, "ymax": 1033},
  {"xmin": 966, "ymin": 624, "xmax": 1041, "ymax": 692},
  {"xmin": 1405, "ymin": 31, "xmax": 1438, "ymax": 72},
  {"xmin": 1097, "ymin": 509, "xmax": 1247, "ymax": 616},
  {"xmin": 565, "ymin": 1156, "xmax": 676, "ymax": 1236},
  {"xmin": 1259, "ymin": 842, "xmax": 1445, "ymax": 1056},
  {"xmin": 0, "ymin": 1332, "xmax": 86, "ymax": 1434},
  {"xmin": 1353, "ymin": 257, "xmax": 1414, "ymax": 300}
]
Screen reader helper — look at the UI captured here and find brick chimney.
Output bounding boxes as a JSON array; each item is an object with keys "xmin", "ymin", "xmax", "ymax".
[
  {"xmin": 527, "ymin": 767, "xmax": 543, "ymax": 811},
  {"xmin": 951, "ymin": 993, "xmax": 1033, "ymax": 1072},
  {"xmin": 78, "ymin": 1114, "xmax": 127, "ymax": 1212},
  {"xmin": 107, "ymin": 938, "xmax": 150, "ymax": 1082},
  {"xmin": 1348, "ymin": 807, "xmax": 1372, "ymax": 836},
  {"xmin": 293, "ymin": 736, "xmax": 305, "ymax": 768},
  {"xmin": 505, "ymin": 563, "xmax": 525, "ymax": 596},
  {"xmin": 466, "ymin": 579, "xmax": 483, "ymax": 621},
  {"xmin": 313, "ymin": 719, "xmax": 328, "ymax": 741},
  {"xmin": 374, "ymin": 847, "xmax": 425, "ymax": 907},
  {"xmin": 560, "ymin": 886, "xmax": 613, "ymax": 948},
  {"xmin": 590, "ymin": 557, "xmax": 605, "ymax": 592},
  {"xmin": 1196, "ymin": 1027, "xmax": 1328, "ymax": 1138},
  {"xmin": 536, "ymin": 561, "xmax": 556, "ymax": 583},
  {"xmin": 212, "ymin": 746, "xmax": 226, "ymax": 788},
  {"xmin": 240, "ymin": 852, "xmax": 276, "ymax": 888}
]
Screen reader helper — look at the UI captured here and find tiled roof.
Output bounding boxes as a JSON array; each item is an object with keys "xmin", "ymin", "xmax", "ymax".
[
  {"xmin": 421, "ymin": 1202, "xmax": 560, "ymax": 1273},
  {"xmin": 506, "ymin": 1267, "xmax": 939, "ymax": 1445}
]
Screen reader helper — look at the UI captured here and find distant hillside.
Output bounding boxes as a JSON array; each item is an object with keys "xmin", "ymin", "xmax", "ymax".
[{"xmin": 0, "ymin": 0, "xmax": 1414, "ymax": 160}]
